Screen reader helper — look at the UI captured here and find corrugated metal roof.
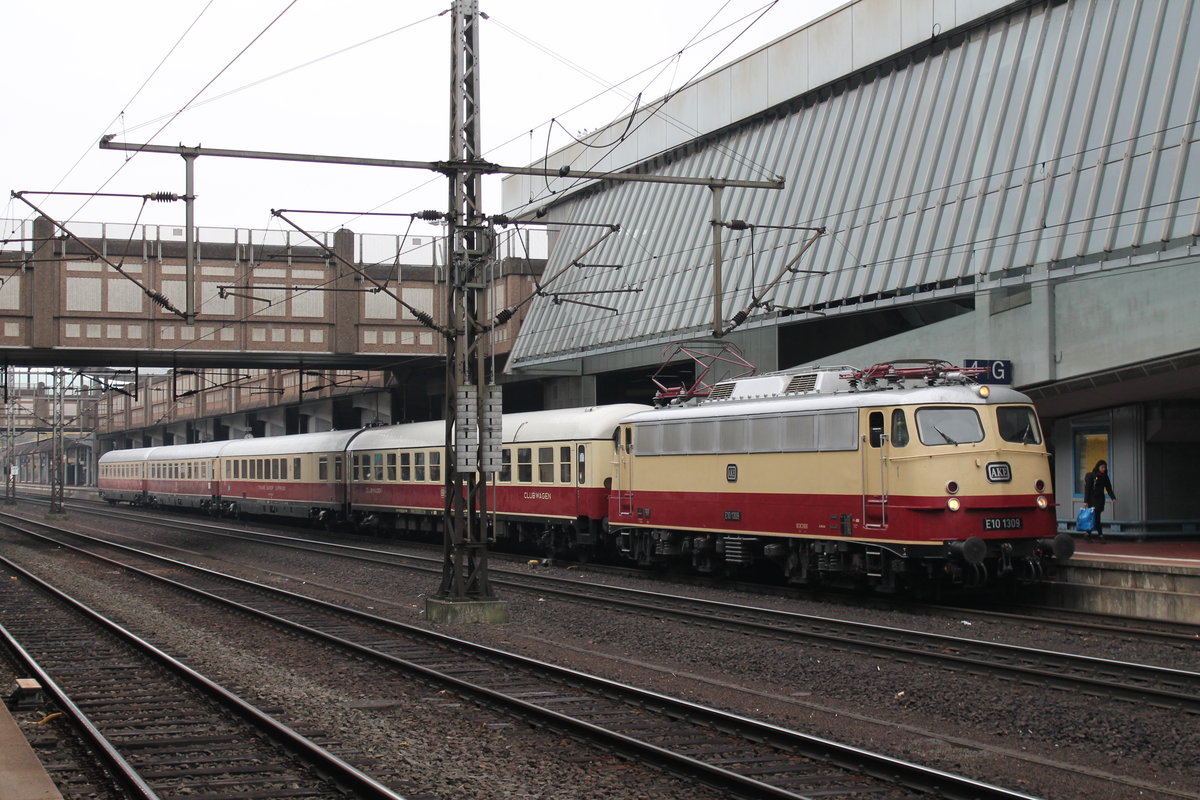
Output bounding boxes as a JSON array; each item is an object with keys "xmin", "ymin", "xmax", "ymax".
[{"xmin": 505, "ymin": 0, "xmax": 1200, "ymax": 371}]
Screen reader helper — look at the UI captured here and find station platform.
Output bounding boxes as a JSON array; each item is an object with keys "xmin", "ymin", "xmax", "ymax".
[
  {"xmin": 1039, "ymin": 535, "xmax": 1200, "ymax": 624},
  {"xmin": 0, "ymin": 698, "xmax": 64, "ymax": 800}
]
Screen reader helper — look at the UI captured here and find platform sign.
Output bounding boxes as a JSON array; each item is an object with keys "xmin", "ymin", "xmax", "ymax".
[{"xmin": 964, "ymin": 359, "xmax": 1013, "ymax": 385}]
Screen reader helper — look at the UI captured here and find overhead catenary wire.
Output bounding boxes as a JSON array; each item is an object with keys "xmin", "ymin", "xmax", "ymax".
[{"xmin": 63, "ymin": 0, "xmax": 303, "ymax": 226}]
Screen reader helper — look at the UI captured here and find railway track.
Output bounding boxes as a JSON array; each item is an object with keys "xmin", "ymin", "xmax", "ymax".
[
  {"xmin": 44, "ymin": 494, "xmax": 1200, "ymax": 647},
  {"xmin": 0, "ymin": 554, "xmax": 410, "ymax": 800},
  {"xmin": 1, "ymin": 512, "xmax": 1044, "ymax": 800},
  {"xmin": 34, "ymin": 502, "xmax": 1199, "ymax": 715}
]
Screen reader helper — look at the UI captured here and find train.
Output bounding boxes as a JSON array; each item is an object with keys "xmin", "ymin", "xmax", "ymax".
[{"xmin": 98, "ymin": 361, "xmax": 1074, "ymax": 591}]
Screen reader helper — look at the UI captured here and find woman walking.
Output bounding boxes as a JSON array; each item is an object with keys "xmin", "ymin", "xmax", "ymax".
[{"xmin": 1083, "ymin": 460, "xmax": 1116, "ymax": 542}]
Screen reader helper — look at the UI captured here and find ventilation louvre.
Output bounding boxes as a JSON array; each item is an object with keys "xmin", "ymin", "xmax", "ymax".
[
  {"xmin": 707, "ymin": 382, "xmax": 735, "ymax": 401},
  {"xmin": 785, "ymin": 373, "xmax": 819, "ymax": 394}
]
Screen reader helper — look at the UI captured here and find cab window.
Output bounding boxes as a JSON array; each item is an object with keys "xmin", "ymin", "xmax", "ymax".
[
  {"xmin": 997, "ymin": 405, "xmax": 1041, "ymax": 444},
  {"xmin": 915, "ymin": 407, "xmax": 984, "ymax": 446}
]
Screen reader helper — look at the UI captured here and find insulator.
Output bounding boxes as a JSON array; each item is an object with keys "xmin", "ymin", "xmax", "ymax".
[
  {"xmin": 147, "ymin": 191, "xmax": 180, "ymax": 203},
  {"xmin": 725, "ymin": 219, "xmax": 751, "ymax": 230},
  {"xmin": 494, "ymin": 307, "xmax": 515, "ymax": 325},
  {"xmin": 416, "ymin": 210, "xmax": 445, "ymax": 221},
  {"xmin": 147, "ymin": 290, "xmax": 172, "ymax": 309},
  {"xmin": 412, "ymin": 309, "xmax": 436, "ymax": 329},
  {"xmin": 730, "ymin": 310, "xmax": 749, "ymax": 326}
]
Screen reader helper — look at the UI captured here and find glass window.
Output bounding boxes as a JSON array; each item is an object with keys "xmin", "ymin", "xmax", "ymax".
[
  {"xmin": 997, "ymin": 405, "xmax": 1041, "ymax": 444},
  {"xmin": 414, "ymin": 451, "xmax": 426, "ymax": 482},
  {"xmin": 271, "ymin": 459, "xmax": 280, "ymax": 480},
  {"xmin": 818, "ymin": 411, "xmax": 859, "ymax": 451},
  {"xmin": 749, "ymin": 416, "xmax": 782, "ymax": 452},
  {"xmin": 783, "ymin": 414, "xmax": 816, "ymax": 451},
  {"xmin": 233, "ymin": 460, "xmax": 240, "ymax": 479},
  {"xmin": 1073, "ymin": 429, "xmax": 1109, "ymax": 496},
  {"xmin": 869, "ymin": 411, "xmax": 885, "ymax": 448},
  {"xmin": 538, "ymin": 447, "xmax": 554, "ymax": 483},
  {"xmin": 689, "ymin": 421, "xmax": 717, "ymax": 453},
  {"xmin": 429, "ymin": 451, "xmax": 441, "ymax": 482},
  {"xmin": 293, "ymin": 457, "xmax": 301, "ymax": 480},
  {"xmin": 334, "ymin": 456, "xmax": 343, "ymax": 481},
  {"xmin": 400, "ymin": 452, "xmax": 411, "ymax": 481},
  {"xmin": 517, "ymin": 448, "xmax": 532, "ymax": 483},
  {"xmin": 719, "ymin": 419, "xmax": 747, "ymax": 452},
  {"xmin": 386, "ymin": 453, "xmax": 397, "ymax": 481},
  {"xmin": 634, "ymin": 424, "xmax": 660, "ymax": 455},
  {"xmin": 374, "ymin": 452, "xmax": 384, "ymax": 481},
  {"xmin": 318, "ymin": 456, "xmax": 328, "ymax": 481},
  {"xmin": 890, "ymin": 409, "xmax": 910, "ymax": 447},
  {"xmin": 915, "ymin": 407, "xmax": 985, "ymax": 446},
  {"xmin": 499, "ymin": 449, "xmax": 512, "ymax": 482},
  {"xmin": 560, "ymin": 446, "xmax": 571, "ymax": 483},
  {"xmin": 577, "ymin": 445, "xmax": 585, "ymax": 484},
  {"xmin": 661, "ymin": 423, "xmax": 686, "ymax": 454}
]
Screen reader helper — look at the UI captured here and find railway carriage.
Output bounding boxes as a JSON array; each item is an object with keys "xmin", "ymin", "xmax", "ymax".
[
  {"xmin": 216, "ymin": 430, "xmax": 363, "ymax": 521},
  {"xmin": 142, "ymin": 441, "xmax": 225, "ymax": 512},
  {"xmin": 98, "ymin": 447, "xmax": 154, "ymax": 505},
  {"xmin": 488, "ymin": 404, "xmax": 650, "ymax": 556},
  {"xmin": 610, "ymin": 364, "xmax": 1072, "ymax": 589},
  {"xmin": 345, "ymin": 421, "xmax": 447, "ymax": 532}
]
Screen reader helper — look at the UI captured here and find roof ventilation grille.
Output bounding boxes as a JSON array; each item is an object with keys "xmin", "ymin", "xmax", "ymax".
[
  {"xmin": 707, "ymin": 382, "xmax": 735, "ymax": 401},
  {"xmin": 784, "ymin": 373, "xmax": 819, "ymax": 394}
]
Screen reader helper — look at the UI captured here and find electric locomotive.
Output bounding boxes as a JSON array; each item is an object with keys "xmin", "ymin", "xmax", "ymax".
[{"xmin": 609, "ymin": 361, "xmax": 1073, "ymax": 589}]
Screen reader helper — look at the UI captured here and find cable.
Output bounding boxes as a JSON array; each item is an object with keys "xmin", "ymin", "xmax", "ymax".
[
  {"xmin": 36, "ymin": 2, "xmax": 216, "ymax": 210},
  {"xmin": 113, "ymin": 10, "xmax": 446, "ymax": 139},
  {"xmin": 66, "ymin": 1, "xmax": 303, "ymax": 224}
]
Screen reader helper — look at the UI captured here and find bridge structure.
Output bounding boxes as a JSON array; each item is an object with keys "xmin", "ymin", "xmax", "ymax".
[
  {"xmin": 0, "ymin": 216, "xmax": 545, "ymax": 485},
  {"xmin": 0, "ymin": 216, "xmax": 541, "ymax": 372}
]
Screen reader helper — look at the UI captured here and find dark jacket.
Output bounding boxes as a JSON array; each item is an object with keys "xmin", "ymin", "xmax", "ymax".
[{"xmin": 1084, "ymin": 469, "xmax": 1115, "ymax": 510}]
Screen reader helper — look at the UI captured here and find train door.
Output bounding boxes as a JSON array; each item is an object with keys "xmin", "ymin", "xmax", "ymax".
[
  {"xmin": 861, "ymin": 410, "xmax": 889, "ymax": 528},
  {"xmin": 615, "ymin": 424, "xmax": 635, "ymax": 516}
]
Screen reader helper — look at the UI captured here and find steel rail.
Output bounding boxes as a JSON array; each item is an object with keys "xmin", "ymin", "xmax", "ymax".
[
  {"xmin": 0, "ymin": 552, "xmax": 409, "ymax": 800},
  {"xmin": 2, "ymin": 514, "xmax": 1043, "ymax": 800}
]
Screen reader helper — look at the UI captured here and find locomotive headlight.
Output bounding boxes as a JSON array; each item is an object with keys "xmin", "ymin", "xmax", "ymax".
[
  {"xmin": 1036, "ymin": 495, "xmax": 1049, "ymax": 509},
  {"xmin": 947, "ymin": 497, "xmax": 961, "ymax": 511},
  {"xmin": 976, "ymin": 385, "xmax": 990, "ymax": 398},
  {"xmin": 946, "ymin": 480, "xmax": 959, "ymax": 494},
  {"xmin": 1035, "ymin": 479, "xmax": 1045, "ymax": 492}
]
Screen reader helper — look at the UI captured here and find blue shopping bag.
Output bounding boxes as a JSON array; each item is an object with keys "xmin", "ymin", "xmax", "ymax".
[{"xmin": 1076, "ymin": 506, "xmax": 1095, "ymax": 533}]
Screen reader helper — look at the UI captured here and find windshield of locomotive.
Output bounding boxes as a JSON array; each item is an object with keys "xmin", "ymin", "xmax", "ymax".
[
  {"xmin": 996, "ymin": 405, "xmax": 1042, "ymax": 444},
  {"xmin": 915, "ymin": 406, "xmax": 984, "ymax": 446}
]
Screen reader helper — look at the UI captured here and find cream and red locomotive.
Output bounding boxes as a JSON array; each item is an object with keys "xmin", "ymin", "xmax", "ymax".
[{"xmin": 98, "ymin": 362, "xmax": 1073, "ymax": 590}]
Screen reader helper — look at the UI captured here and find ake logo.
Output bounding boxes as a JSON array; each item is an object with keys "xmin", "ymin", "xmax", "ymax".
[{"xmin": 986, "ymin": 462, "xmax": 1012, "ymax": 483}]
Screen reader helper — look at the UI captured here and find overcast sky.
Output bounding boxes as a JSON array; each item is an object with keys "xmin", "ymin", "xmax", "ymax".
[{"xmin": 2, "ymin": 1, "xmax": 844, "ymax": 244}]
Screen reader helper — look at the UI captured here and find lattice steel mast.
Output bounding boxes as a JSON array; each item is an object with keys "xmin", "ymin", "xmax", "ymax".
[{"xmin": 432, "ymin": 0, "xmax": 505, "ymax": 618}]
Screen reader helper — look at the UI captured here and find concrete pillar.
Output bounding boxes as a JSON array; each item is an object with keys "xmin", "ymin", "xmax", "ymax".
[
  {"xmin": 333, "ymin": 228, "xmax": 357, "ymax": 354},
  {"xmin": 30, "ymin": 217, "xmax": 59, "ymax": 349}
]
